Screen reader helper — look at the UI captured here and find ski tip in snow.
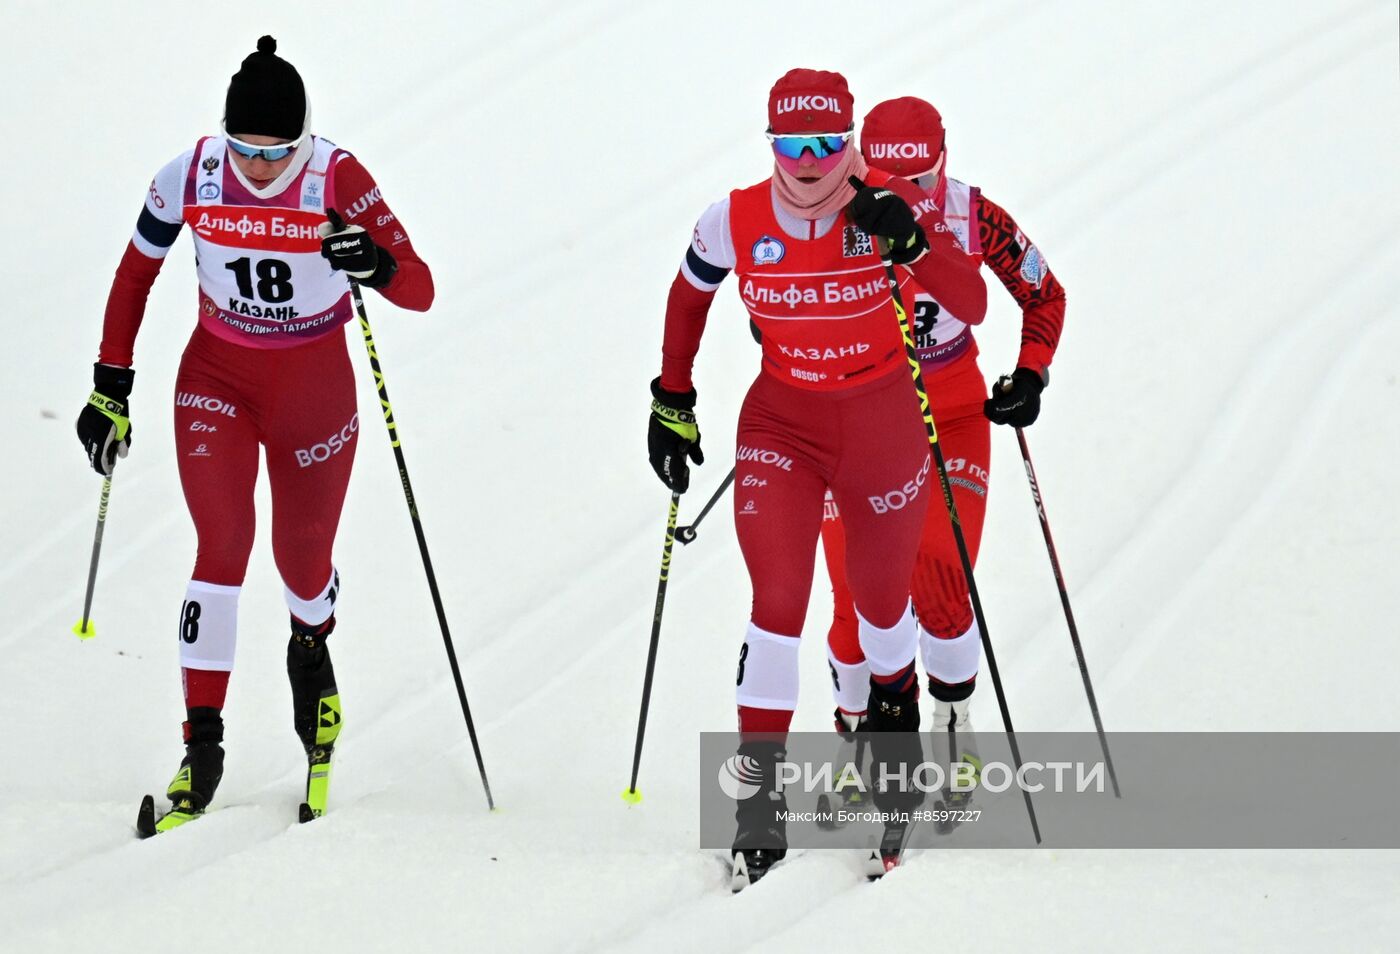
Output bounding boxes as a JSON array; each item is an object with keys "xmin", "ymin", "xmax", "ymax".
[
  {"xmin": 865, "ymin": 818, "xmax": 918, "ymax": 879},
  {"xmin": 730, "ymin": 853, "xmax": 751, "ymax": 893},
  {"xmin": 298, "ymin": 802, "xmax": 318, "ymax": 824},
  {"xmin": 864, "ymin": 849, "xmax": 902, "ymax": 880},
  {"xmin": 729, "ymin": 849, "xmax": 785, "ymax": 893},
  {"xmin": 135, "ymin": 795, "xmax": 156, "ymax": 839},
  {"xmin": 137, "ymin": 795, "xmax": 206, "ymax": 836}
]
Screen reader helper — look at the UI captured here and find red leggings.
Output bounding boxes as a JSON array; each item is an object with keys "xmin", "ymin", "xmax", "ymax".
[
  {"xmin": 174, "ymin": 325, "xmax": 358, "ymax": 598},
  {"xmin": 823, "ymin": 402, "xmax": 989, "ymax": 662},
  {"xmin": 736, "ymin": 368, "xmax": 931, "ymax": 634},
  {"xmin": 732, "ymin": 369, "xmax": 931, "ymax": 732}
]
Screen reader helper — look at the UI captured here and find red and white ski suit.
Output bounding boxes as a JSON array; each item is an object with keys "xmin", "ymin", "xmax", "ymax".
[
  {"xmin": 661, "ymin": 171, "xmax": 986, "ymax": 733},
  {"xmin": 821, "ymin": 176, "xmax": 1066, "ymax": 714},
  {"xmin": 99, "ymin": 134, "xmax": 432, "ymax": 696}
]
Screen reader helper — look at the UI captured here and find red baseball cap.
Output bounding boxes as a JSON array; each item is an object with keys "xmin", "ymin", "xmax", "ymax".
[
  {"xmin": 861, "ymin": 96, "xmax": 945, "ymax": 176},
  {"xmin": 768, "ymin": 68, "xmax": 854, "ymax": 134}
]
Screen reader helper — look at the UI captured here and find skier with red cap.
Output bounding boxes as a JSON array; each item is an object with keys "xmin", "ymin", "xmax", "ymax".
[
  {"xmin": 74, "ymin": 36, "xmax": 434, "ymax": 835},
  {"xmin": 647, "ymin": 70, "xmax": 986, "ymax": 887},
  {"xmin": 820, "ymin": 96, "xmax": 1067, "ymax": 819}
]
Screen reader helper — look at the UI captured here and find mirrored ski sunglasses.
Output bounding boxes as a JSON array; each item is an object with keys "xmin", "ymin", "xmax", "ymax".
[
  {"xmin": 765, "ymin": 129, "xmax": 853, "ymax": 160},
  {"xmin": 225, "ymin": 132, "xmax": 306, "ymax": 162}
]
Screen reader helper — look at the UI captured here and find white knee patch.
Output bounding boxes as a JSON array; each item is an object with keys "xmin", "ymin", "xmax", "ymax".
[
  {"xmin": 857, "ymin": 601, "xmax": 918, "ymax": 677},
  {"xmin": 827, "ymin": 646, "xmax": 869, "ymax": 715},
  {"xmin": 735, "ymin": 623, "xmax": 801, "ymax": 711},
  {"xmin": 921, "ymin": 617, "xmax": 981, "ymax": 685},
  {"xmin": 178, "ymin": 581, "xmax": 240, "ymax": 672},
  {"xmin": 285, "ymin": 568, "xmax": 339, "ymax": 627}
]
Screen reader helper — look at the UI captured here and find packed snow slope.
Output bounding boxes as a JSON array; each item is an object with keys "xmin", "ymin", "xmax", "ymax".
[{"xmin": 2, "ymin": 1, "xmax": 1398, "ymax": 951}]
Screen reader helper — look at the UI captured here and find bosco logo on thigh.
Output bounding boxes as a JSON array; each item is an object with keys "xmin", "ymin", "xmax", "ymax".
[
  {"xmin": 868, "ymin": 454, "xmax": 932, "ymax": 514},
  {"xmin": 294, "ymin": 412, "xmax": 359, "ymax": 469}
]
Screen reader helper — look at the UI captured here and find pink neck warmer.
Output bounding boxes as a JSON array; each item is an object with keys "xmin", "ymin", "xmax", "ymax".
[
  {"xmin": 772, "ymin": 148, "xmax": 868, "ymax": 220},
  {"xmin": 901, "ymin": 147, "xmax": 951, "ymax": 210}
]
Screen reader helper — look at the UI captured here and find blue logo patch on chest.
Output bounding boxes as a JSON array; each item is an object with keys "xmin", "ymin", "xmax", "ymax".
[
  {"xmin": 752, "ymin": 235, "xmax": 785, "ymax": 266},
  {"xmin": 198, "ymin": 181, "xmax": 221, "ymax": 201}
]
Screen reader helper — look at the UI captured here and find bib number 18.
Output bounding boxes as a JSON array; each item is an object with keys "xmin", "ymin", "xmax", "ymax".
[{"xmin": 225, "ymin": 257, "xmax": 294, "ymax": 303}]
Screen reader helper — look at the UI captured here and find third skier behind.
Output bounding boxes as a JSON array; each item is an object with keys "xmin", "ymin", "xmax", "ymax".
[{"xmin": 820, "ymin": 95, "xmax": 1066, "ymax": 825}]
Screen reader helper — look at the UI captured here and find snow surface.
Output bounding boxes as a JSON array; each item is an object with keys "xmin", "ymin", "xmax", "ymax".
[{"xmin": 3, "ymin": 1, "xmax": 1399, "ymax": 951}]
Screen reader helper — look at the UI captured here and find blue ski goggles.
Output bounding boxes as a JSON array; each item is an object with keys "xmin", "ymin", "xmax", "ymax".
[
  {"xmin": 225, "ymin": 132, "xmax": 305, "ymax": 162},
  {"xmin": 765, "ymin": 130, "xmax": 853, "ymax": 160}
]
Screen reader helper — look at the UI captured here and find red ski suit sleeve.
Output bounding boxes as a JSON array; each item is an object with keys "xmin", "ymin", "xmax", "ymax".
[
  {"xmin": 660, "ymin": 277, "xmax": 714, "ymax": 393},
  {"xmin": 332, "ymin": 155, "xmax": 434, "ymax": 313},
  {"xmin": 883, "ymin": 174, "xmax": 988, "ymax": 326},
  {"xmin": 99, "ymin": 243, "xmax": 166, "ymax": 366},
  {"xmin": 975, "ymin": 192, "xmax": 1066, "ymax": 377}
]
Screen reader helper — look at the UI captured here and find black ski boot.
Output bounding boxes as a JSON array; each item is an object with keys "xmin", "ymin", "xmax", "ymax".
[
  {"xmin": 864, "ymin": 674, "xmax": 925, "ymax": 877},
  {"xmin": 866, "ymin": 675, "xmax": 921, "ymax": 734},
  {"xmin": 730, "ymin": 739, "xmax": 788, "ymax": 892},
  {"xmin": 288, "ymin": 615, "xmax": 343, "ymax": 821},
  {"xmin": 137, "ymin": 708, "xmax": 224, "ymax": 837},
  {"xmin": 817, "ymin": 709, "xmax": 869, "ymax": 829},
  {"xmin": 832, "ymin": 707, "xmax": 866, "ymax": 737}
]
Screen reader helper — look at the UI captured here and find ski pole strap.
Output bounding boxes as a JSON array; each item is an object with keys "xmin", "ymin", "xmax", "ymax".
[
  {"xmin": 87, "ymin": 391, "xmax": 131, "ymax": 439},
  {"xmin": 651, "ymin": 400, "xmax": 698, "ymax": 442}
]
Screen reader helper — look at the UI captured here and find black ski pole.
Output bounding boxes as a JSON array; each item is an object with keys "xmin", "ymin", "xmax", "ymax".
[
  {"xmin": 1012, "ymin": 422, "xmax": 1120, "ymax": 797},
  {"xmin": 624, "ymin": 492, "xmax": 681, "ymax": 803},
  {"xmin": 336, "ymin": 211, "xmax": 494, "ymax": 810},
  {"xmin": 72, "ymin": 475, "xmax": 113, "ymax": 640},
  {"xmin": 676, "ymin": 467, "xmax": 735, "ymax": 545},
  {"xmin": 854, "ymin": 176, "xmax": 1041, "ymax": 843}
]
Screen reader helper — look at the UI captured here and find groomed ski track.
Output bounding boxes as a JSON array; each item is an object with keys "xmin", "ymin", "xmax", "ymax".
[{"xmin": 2, "ymin": 2, "xmax": 1398, "ymax": 951}]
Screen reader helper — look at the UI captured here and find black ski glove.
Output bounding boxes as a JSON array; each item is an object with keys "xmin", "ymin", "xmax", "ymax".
[
  {"xmin": 320, "ymin": 209, "xmax": 397, "ymax": 289},
  {"xmin": 648, "ymin": 377, "xmax": 704, "ymax": 493},
  {"xmin": 76, "ymin": 363, "xmax": 134, "ymax": 476},
  {"xmin": 847, "ymin": 176, "xmax": 928, "ymax": 265},
  {"xmin": 985, "ymin": 369, "xmax": 1045, "ymax": 427}
]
